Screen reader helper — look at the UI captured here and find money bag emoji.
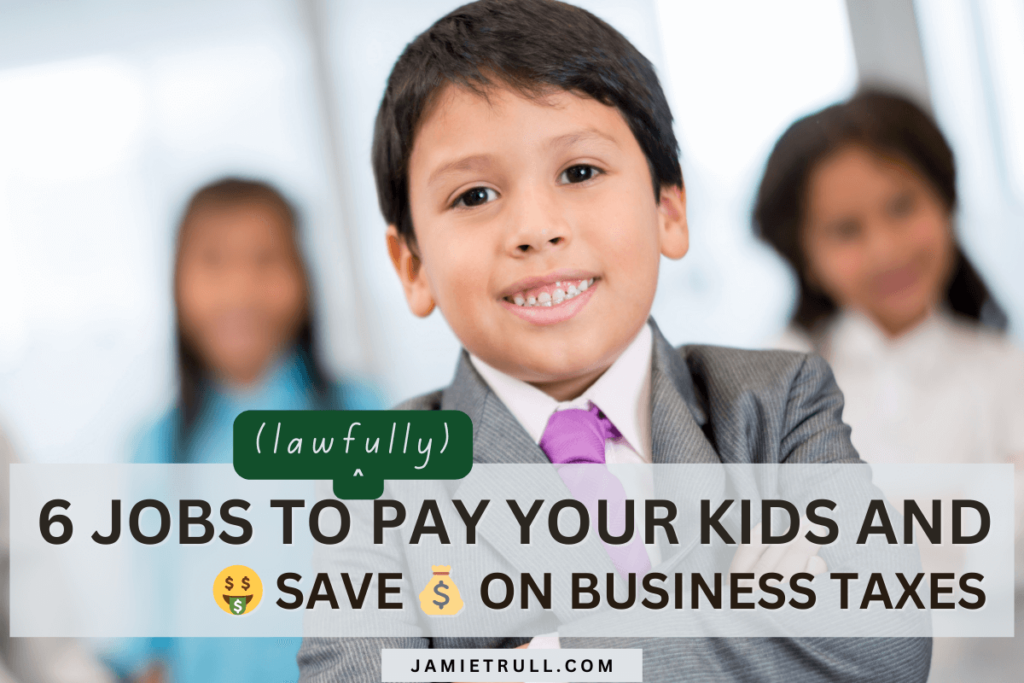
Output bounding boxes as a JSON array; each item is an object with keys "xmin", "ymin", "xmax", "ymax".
[{"xmin": 419, "ymin": 565, "xmax": 464, "ymax": 616}]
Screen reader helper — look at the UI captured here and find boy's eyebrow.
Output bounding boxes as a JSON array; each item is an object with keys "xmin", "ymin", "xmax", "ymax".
[
  {"xmin": 427, "ymin": 154, "xmax": 495, "ymax": 187},
  {"xmin": 547, "ymin": 128, "xmax": 620, "ymax": 150},
  {"xmin": 426, "ymin": 130, "xmax": 620, "ymax": 187}
]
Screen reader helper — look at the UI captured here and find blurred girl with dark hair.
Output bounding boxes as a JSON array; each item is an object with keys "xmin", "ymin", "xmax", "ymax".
[
  {"xmin": 123, "ymin": 177, "xmax": 381, "ymax": 683},
  {"xmin": 755, "ymin": 90, "xmax": 1024, "ymax": 470},
  {"xmin": 756, "ymin": 89, "xmax": 1024, "ymax": 679}
]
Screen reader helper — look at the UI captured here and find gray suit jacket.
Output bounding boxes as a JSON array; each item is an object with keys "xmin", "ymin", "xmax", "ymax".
[{"xmin": 299, "ymin": 322, "xmax": 931, "ymax": 682}]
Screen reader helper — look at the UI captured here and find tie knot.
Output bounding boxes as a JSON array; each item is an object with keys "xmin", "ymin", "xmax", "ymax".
[{"xmin": 539, "ymin": 403, "xmax": 620, "ymax": 465}]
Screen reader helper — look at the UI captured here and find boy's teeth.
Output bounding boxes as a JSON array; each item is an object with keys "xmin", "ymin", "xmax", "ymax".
[{"xmin": 507, "ymin": 278, "xmax": 594, "ymax": 307}]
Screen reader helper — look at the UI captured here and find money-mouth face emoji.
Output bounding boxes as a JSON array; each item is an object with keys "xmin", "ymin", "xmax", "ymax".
[{"xmin": 213, "ymin": 565, "xmax": 263, "ymax": 615}]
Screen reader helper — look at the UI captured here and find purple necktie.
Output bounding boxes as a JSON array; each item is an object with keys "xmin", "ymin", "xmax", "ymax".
[{"xmin": 539, "ymin": 404, "xmax": 651, "ymax": 578}]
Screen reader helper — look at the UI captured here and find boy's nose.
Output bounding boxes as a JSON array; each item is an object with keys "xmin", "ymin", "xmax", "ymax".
[
  {"xmin": 514, "ymin": 229, "xmax": 565, "ymax": 253},
  {"xmin": 505, "ymin": 189, "xmax": 571, "ymax": 256}
]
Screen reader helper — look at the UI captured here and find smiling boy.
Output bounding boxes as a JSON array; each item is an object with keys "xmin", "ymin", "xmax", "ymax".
[
  {"xmin": 394, "ymin": 82, "xmax": 685, "ymax": 401},
  {"xmin": 298, "ymin": 1, "xmax": 931, "ymax": 681}
]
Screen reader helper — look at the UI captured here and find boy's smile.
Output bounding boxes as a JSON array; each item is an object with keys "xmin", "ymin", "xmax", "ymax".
[
  {"xmin": 390, "ymin": 84, "xmax": 688, "ymax": 400},
  {"xmin": 499, "ymin": 272, "xmax": 597, "ymax": 325}
]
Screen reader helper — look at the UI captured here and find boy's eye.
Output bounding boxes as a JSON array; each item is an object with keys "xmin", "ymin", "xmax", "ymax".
[
  {"xmin": 559, "ymin": 164, "xmax": 600, "ymax": 184},
  {"xmin": 453, "ymin": 187, "xmax": 497, "ymax": 208}
]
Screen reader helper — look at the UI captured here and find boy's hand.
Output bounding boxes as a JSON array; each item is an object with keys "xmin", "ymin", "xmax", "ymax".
[{"xmin": 728, "ymin": 520, "xmax": 828, "ymax": 583}]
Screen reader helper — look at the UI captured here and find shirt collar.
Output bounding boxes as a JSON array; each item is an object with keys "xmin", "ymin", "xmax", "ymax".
[
  {"xmin": 469, "ymin": 323, "xmax": 653, "ymax": 461},
  {"xmin": 831, "ymin": 307, "xmax": 952, "ymax": 367}
]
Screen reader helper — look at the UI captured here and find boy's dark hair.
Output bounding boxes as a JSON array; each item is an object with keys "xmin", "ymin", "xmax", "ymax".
[
  {"xmin": 373, "ymin": 0, "xmax": 682, "ymax": 244},
  {"xmin": 173, "ymin": 178, "xmax": 330, "ymax": 459},
  {"xmin": 754, "ymin": 89, "xmax": 1006, "ymax": 334}
]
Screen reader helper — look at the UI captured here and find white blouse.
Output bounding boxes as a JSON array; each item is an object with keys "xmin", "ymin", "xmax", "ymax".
[
  {"xmin": 775, "ymin": 309, "xmax": 1024, "ymax": 468},
  {"xmin": 776, "ymin": 309, "xmax": 1024, "ymax": 595}
]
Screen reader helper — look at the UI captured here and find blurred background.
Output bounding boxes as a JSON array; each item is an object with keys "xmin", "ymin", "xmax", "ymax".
[
  {"xmin": 0, "ymin": 0, "xmax": 1022, "ymax": 465},
  {"xmin": 0, "ymin": 1, "xmax": 1022, "ymax": 681}
]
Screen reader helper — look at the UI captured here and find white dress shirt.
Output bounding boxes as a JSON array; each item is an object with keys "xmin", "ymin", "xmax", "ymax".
[{"xmin": 469, "ymin": 323, "xmax": 658, "ymax": 651}]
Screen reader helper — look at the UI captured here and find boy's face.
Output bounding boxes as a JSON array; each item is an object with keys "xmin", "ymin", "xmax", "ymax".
[{"xmin": 390, "ymin": 85, "xmax": 688, "ymax": 398}]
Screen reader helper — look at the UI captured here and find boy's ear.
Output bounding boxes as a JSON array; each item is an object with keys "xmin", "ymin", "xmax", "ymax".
[
  {"xmin": 386, "ymin": 226, "xmax": 436, "ymax": 317},
  {"xmin": 657, "ymin": 183, "xmax": 689, "ymax": 260}
]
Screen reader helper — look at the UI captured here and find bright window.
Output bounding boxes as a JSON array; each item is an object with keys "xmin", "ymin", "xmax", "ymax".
[
  {"xmin": 0, "ymin": 0, "xmax": 353, "ymax": 463},
  {"xmin": 976, "ymin": 0, "xmax": 1024, "ymax": 201},
  {"xmin": 652, "ymin": 0, "xmax": 857, "ymax": 346}
]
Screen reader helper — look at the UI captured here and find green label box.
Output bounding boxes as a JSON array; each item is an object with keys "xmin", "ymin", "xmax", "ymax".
[{"xmin": 233, "ymin": 411, "xmax": 474, "ymax": 499}]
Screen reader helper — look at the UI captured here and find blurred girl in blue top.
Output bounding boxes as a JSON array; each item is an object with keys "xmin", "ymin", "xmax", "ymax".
[{"xmin": 124, "ymin": 178, "xmax": 380, "ymax": 683}]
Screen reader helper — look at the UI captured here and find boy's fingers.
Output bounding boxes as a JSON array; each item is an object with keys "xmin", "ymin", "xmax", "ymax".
[
  {"xmin": 729, "ymin": 544, "xmax": 765, "ymax": 575},
  {"xmin": 751, "ymin": 540, "xmax": 794, "ymax": 578},
  {"xmin": 729, "ymin": 522, "xmax": 767, "ymax": 575},
  {"xmin": 773, "ymin": 536, "xmax": 820, "ymax": 580},
  {"xmin": 806, "ymin": 555, "xmax": 828, "ymax": 576},
  {"xmin": 731, "ymin": 519, "xmax": 828, "ymax": 580},
  {"xmin": 730, "ymin": 517, "xmax": 828, "ymax": 590}
]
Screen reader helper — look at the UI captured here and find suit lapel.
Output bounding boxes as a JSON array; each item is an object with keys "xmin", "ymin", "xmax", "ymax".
[
  {"xmin": 440, "ymin": 352, "xmax": 549, "ymax": 465},
  {"xmin": 442, "ymin": 352, "xmax": 618, "ymax": 622},
  {"xmin": 648, "ymin": 320, "xmax": 721, "ymax": 466},
  {"xmin": 645, "ymin": 321, "xmax": 728, "ymax": 570}
]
